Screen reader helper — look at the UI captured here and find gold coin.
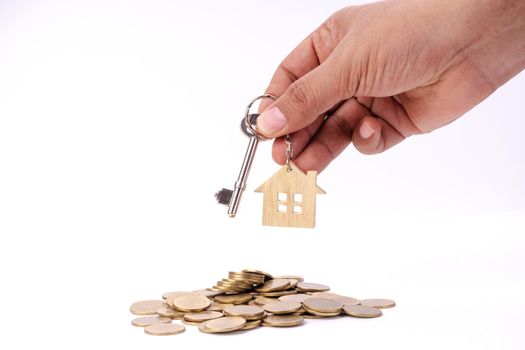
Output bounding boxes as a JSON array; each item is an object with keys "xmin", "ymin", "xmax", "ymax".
[
  {"xmin": 281, "ymin": 279, "xmax": 299, "ymax": 289},
  {"xmin": 360, "ymin": 299, "xmax": 396, "ymax": 309},
  {"xmin": 212, "ymin": 285, "xmax": 246, "ymax": 292},
  {"xmin": 273, "ymin": 275, "xmax": 304, "ymax": 282},
  {"xmin": 303, "ymin": 297, "xmax": 342, "ymax": 314},
  {"xmin": 303, "ymin": 308, "xmax": 341, "ymax": 317},
  {"xmin": 171, "ymin": 295, "xmax": 211, "ymax": 312},
  {"xmin": 259, "ymin": 290, "xmax": 297, "ymax": 297},
  {"xmin": 255, "ymin": 279, "xmax": 291, "ymax": 293},
  {"xmin": 296, "ymin": 282, "xmax": 330, "ymax": 293},
  {"xmin": 263, "ymin": 301, "xmax": 302, "ymax": 315},
  {"xmin": 219, "ymin": 278, "xmax": 253, "ymax": 287},
  {"xmin": 208, "ymin": 302, "xmax": 234, "ymax": 311},
  {"xmin": 165, "ymin": 295, "xmax": 193, "ymax": 309},
  {"xmin": 144, "ymin": 323, "xmax": 185, "ymax": 336},
  {"xmin": 248, "ymin": 300, "xmax": 259, "ymax": 306},
  {"xmin": 223, "ymin": 305, "xmax": 265, "ymax": 320},
  {"xmin": 263, "ymin": 314, "xmax": 304, "ymax": 327},
  {"xmin": 310, "ymin": 292, "xmax": 339, "ymax": 298},
  {"xmin": 182, "ymin": 319, "xmax": 203, "ymax": 326},
  {"xmin": 332, "ymin": 296, "xmax": 360, "ymax": 306},
  {"xmin": 193, "ymin": 289, "xmax": 223, "ymax": 298},
  {"xmin": 242, "ymin": 269, "xmax": 273, "ymax": 281},
  {"xmin": 229, "ymin": 271, "xmax": 265, "ymax": 284},
  {"xmin": 198, "ymin": 316, "xmax": 246, "ymax": 333},
  {"xmin": 162, "ymin": 291, "xmax": 198, "ymax": 300},
  {"xmin": 279, "ymin": 294, "xmax": 312, "ymax": 303},
  {"xmin": 343, "ymin": 304, "xmax": 382, "ymax": 318},
  {"xmin": 156, "ymin": 306, "xmax": 185, "ymax": 319},
  {"xmin": 214, "ymin": 293, "xmax": 252, "ymax": 305},
  {"xmin": 311, "ymin": 293, "xmax": 360, "ymax": 306},
  {"xmin": 130, "ymin": 300, "xmax": 165, "ymax": 315},
  {"xmin": 302, "ymin": 314, "xmax": 324, "ymax": 319},
  {"xmin": 131, "ymin": 316, "xmax": 171, "ymax": 327},
  {"xmin": 213, "ymin": 284, "xmax": 247, "ymax": 293},
  {"xmin": 242, "ymin": 320, "xmax": 262, "ymax": 330},
  {"xmin": 254, "ymin": 296, "xmax": 280, "ymax": 305},
  {"xmin": 184, "ymin": 311, "xmax": 224, "ymax": 323}
]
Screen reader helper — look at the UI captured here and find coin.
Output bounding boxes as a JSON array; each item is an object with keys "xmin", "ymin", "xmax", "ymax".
[
  {"xmin": 162, "ymin": 291, "xmax": 198, "ymax": 300},
  {"xmin": 193, "ymin": 289, "xmax": 223, "ymax": 298},
  {"xmin": 242, "ymin": 269, "xmax": 273, "ymax": 281},
  {"xmin": 255, "ymin": 279, "xmax": 291, "ymax": 293},
  {"xmin": 229, "ymin": 271, "xmax": 265, "ymax": 284},
  {"xmin": 303, "ymin": 297, "xmax": 342, "ymax": 314},
  {"xmin": 223, "ymin": 305, "xmax": 265, "ymax": 320},
  {"xmin": 242, "ymin": 320, "xmax": 262, "ymax": 330},
  {"xmin": 184, "ymin": 311, "xmax": 224, "ymax": 323},
  {"xmin": 281, "ymin": 279, "xmax": 299, "ymax": 289},
  {"xmin": 278, "ymin": 294, "xmax": 312, "ymax": 303},
  {"xmin": 156, "ymin": 306, "xmax": 185, "ymax": 319},
  {"xmin": 311, "ymin": 293, "xmax": 360, "ymax": 306},
  {"xmin": 360, "ymin": 299, "xmax": 396, "ymax": 309},
  {"xmin": 303, "ymin": 314, "xmax": 324, "ymax": 319},
  {"xmin": 259, "ymin": 290, "xmax": 297, "ymax": 297},
  {"xmin": 144, "ymin": 323, "xmax": 185, "ymax": 336},
  {"xmin": 263, "ymin": 301, "xmax": 303, "ymax": 315},
  {"xmin": 273, "ymin": 275, "xmax": 304, "ymax": 282},
  {"xmin": 131, "ymin": 316, "xmax": 171, "ymax": 327},
  {"xmin": 182, "ymin": 320, "xmax": 203, "ymax": 326},
  {"xmin": 263, "ymin": 314, "xmax": 304, "ymax": 327},
  {"xmin": 254, "ymin": 296, "xmax": 280, "ymax": 305},
  {"xmin": 212, "ymin": 285, "xmax": 246, "ymax": 292},
  {"xmin": 219, "ymin": 278, "xmax": 253, "ymax": 287},
  {"xmin": 343, "ymin": 304, "xmax": 382, "ymax": 318},
  {"xmin": 214, "ymin": 293, "xmax": 252, "ymax": 305},
  {"xmin": 171, "ymin": 295, "xmax": 211, "ymax": 312},
  {"xmin": 198, "ymin": 316, "xmax": 247, "ymax": 333},
  {"xmin": 296, "ymin": 282, "xmax": 330, "ymax": 293},
  {"xmin": 208, "ymin": 302, "xmax": 234, "ymax": 311},
  {"xmin": 130, "ymin": 300, "xmax": 165, "ymax": 315}
]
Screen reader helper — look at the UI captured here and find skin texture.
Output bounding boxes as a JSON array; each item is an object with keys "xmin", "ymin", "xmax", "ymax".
[{"xmin": 257, "ymin": 0, "xmax": 525, "ymax": 172}]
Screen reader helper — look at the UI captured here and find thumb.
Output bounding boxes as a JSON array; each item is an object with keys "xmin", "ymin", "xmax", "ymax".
[{"xmin": 256, "ymin": 55, "xmax": 350, "ymax": 138}]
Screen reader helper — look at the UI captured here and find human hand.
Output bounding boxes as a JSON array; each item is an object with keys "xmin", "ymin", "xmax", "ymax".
[{"xmin": 257, "ymin": 0, "xmax": 525, "ymax": 172}]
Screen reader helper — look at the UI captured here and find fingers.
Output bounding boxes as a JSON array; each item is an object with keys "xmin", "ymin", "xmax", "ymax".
[
  {"xmin": 271, "ymin": 115, "xmax": 325, "ymax": 165},
  {"xmin": 256, "ymin": 51, "xmax": 351, "ymax": 139},
  {"xmin": 288, "ymin": 98, "xmax": 367, "ymax": 172},
  {"xmin": 353, "ymin": 116, "xmax": 407, "ymax": 155},
  {"xmin": 258, "ymin": 22, "xmax": 336, "ymax": 114},
  {"xmin": 283, "ymin": 97, "xmax": 411, "ymax": 172}
]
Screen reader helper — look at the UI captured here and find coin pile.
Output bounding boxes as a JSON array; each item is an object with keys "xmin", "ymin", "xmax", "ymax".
[{"xmin": 130, "ymin": 269, "xmax": 395, "ymax": 336}]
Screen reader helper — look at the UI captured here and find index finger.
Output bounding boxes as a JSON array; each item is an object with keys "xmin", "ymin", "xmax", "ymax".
[{"xmin": 258, "ymin": 20, "xmax": 335, "ymax": 112}]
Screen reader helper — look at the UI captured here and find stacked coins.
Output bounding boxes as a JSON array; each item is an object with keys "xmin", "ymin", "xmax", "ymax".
[{"xmin": 130, "ymin": 269, "xmax": 395, "ymax": 336}]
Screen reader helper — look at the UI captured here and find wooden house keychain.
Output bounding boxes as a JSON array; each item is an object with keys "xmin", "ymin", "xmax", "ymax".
[{"xmin": 216, "ymin": 95, "xmax": 325, "ymax": 228}]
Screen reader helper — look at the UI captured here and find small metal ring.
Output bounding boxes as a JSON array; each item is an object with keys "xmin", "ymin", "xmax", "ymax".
[{"xmin": 244, "ymin": 94, "xmax": 276, "ymax": 140}]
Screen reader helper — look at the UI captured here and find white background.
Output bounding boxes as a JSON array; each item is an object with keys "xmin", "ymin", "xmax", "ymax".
[{"xmin": 0, "ymin": 0, "xmax": 524, "ymax": 349}]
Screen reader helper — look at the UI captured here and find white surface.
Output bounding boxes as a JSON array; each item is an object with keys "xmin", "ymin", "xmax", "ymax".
[{"xmin": 0, "ymin": 1, "xmax": 524, "ymax": 349}]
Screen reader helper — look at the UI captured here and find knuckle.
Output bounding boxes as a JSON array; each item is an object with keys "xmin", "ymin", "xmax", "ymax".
[{"xmin": 288, "ymin": 79, "xmax": 313, "ymax": 112}]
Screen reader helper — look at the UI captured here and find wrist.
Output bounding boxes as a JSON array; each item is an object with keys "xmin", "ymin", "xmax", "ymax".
[{"xmin": 462, "ymin": 0, "xmax": 525, "ymax": 88}]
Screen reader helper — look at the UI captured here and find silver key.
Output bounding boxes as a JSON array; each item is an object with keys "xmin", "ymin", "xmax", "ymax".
[{"xmin": 215, "ymin": 113, "xmax": 264, "ymax": 217}]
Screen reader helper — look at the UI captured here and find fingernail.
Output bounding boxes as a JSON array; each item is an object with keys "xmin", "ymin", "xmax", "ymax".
[
  {"xmin": 257, "ymin": 107, "xmax": 287, "ymax": 136},
  {"xmin": 359, "ymin": 122, "xmax": 375, "ymax": 139}
]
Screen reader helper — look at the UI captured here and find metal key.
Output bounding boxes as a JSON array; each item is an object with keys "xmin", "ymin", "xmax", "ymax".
[{"xmin": 215, "ymin": 94, "xmax": 275, "ymax": 217}]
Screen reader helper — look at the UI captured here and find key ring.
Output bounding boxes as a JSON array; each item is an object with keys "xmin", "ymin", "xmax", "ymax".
[{"xmin": 243, "ymin": 94, "xmax": 276, "ymax": 140}]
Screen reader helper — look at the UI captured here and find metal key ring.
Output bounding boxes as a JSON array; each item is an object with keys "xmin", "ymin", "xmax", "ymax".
[{"xmin": 244, "ymin": 94, "xmax": 276, "ymax": 140}]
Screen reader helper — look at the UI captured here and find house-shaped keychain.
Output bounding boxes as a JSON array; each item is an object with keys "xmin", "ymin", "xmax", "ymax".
[{"xmin": 255, "ymin": 162, "xmax": 325, "ymax": 228}]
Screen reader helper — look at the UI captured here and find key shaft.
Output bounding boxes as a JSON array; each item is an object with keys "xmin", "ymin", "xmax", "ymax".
[{"xmin": 228, "ymin": 135, "xmax": 259, "ymax": 217}]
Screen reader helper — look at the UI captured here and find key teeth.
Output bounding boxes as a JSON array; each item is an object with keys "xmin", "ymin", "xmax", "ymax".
[{"xmin": 215, "ymin": 188, "xmax": 233, "ymax": 205}]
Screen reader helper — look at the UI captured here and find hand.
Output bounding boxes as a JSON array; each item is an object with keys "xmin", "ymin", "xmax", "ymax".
[{"xmin": 257, "ymin": 0, "xmax": 525, "ymax": 172}]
